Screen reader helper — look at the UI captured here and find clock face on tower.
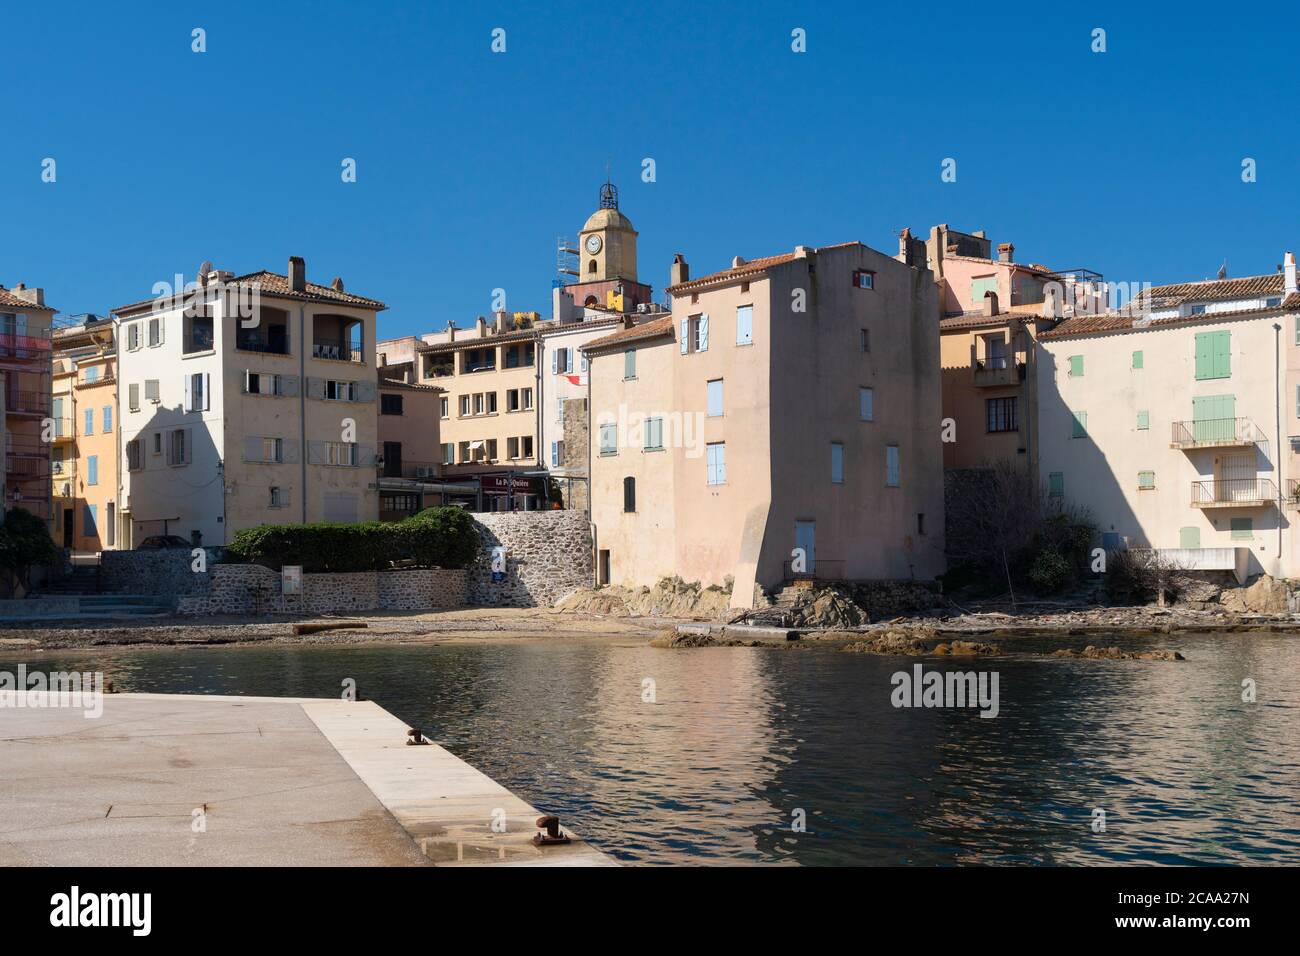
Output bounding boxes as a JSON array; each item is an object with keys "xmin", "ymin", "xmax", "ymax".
[{"xmin": 585, "ymin": 234, "xmax": 603, "ymax": 254}]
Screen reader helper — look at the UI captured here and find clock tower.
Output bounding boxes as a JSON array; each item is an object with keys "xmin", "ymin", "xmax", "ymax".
[{"xmin": 579, "ymin": 180, "xmax": 638, "ymax": 283}]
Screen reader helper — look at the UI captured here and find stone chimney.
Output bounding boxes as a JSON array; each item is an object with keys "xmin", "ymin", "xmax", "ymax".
[
  {"xmin": 446, "ymin": 321, "xmax": 457, "ymax": 342},
  {"xmin": 622, "ymin": 315, "xmax": 635, "ymax": 329},
  {"xmin": 475, "ymin": 315, "xmax": 487, "ymax": 337},
  {"xmin": 983, "ymin": 291, "xmax": 999, "ymax": 317},
  {"xmin": 10, "ymin": 283, "xmax": 44, "ymax": 307},
  {"xmin": 1286, "ymin": 252, "xmax": 1297, "ymax": 296},
  {"xmin": 998, "ymin": 243, "xmax": 1014, "ymax": 264},
  {"xmin": 493, "ymin": 311, "xmax": 508, "ymax": 334},
  {"xmin": 670, "ymin": 254, "xmax": 689, "ymax": 287},
  {"xmin": 794, "ymin": 245, "xmax": 812, "ymax": 259},
  {"xmin": 898, "ymin": 227, "xmax": 926, "ymax": 267},
  {"xmin": 287, "ymin": 256, "xmax": 306, "ymax": 292},
  {"xmin": 1041, "ymin": 286, "xmax": 1062, "ymax": 320},
  {"xmin": 731, "ymin": 255, "xmax": 746, "ymax": 269},
  {"xmin": 331, "ymin": 277, "xmax": 345, "ymax": 292}
]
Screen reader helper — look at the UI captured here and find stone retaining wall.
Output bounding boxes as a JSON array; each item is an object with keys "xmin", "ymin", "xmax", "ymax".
[
  {"xmin": 175, "ymin": 566, "xmax": 468, "ymax": 616},
  {"xmin": 470, "ymin": 510, "xmax": 592, "ymax": 607},
  {"xmin": 101, "ymin": 548, "xmax": 219, "ymax": 595}
]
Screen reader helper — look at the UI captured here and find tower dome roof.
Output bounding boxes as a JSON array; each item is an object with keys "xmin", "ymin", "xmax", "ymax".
[{"xmin": 582, "ymin": 207, "xmax": 635, "ymax": 233}]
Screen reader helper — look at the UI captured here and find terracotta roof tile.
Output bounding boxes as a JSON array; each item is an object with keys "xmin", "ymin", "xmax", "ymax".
[
  {"xmin": 939, "ymin": 310, "xmax": 1041, "ymax": 332},
  {"xmin": 666, "ymin": 242, "xmax": 862, "ymax": 294},
  {"xmin": 0, "ymin": 287, "xmax": 55, "ymax": 311},
  {"xmin": 113, "ymin": 271, "xmax": 385, "ymax": 315},
  {"xmin": 582, "ymin": 316, "xmax": 675, "ymax": 351}
]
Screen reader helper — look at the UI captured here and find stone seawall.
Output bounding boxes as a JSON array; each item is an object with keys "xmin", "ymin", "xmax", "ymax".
[
  {"xmin": 101, "ymin": 548, "xmax": 220, "ymax": 596},
  {"xmin": 175, "ymin": 566, "xmax": 469, "ymax": 616},
  {"xmin": 470, "ymin": 510, "xmax": 592, "ymax": 607}
]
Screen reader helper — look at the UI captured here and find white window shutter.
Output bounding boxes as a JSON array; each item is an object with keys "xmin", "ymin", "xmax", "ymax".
[
  {"xmin": 699, "ymin": 314, "xmax": 709, "ymax": 351},
  {"xmin": 280, "ymin": 375, "xmax": 299, "ymax": 397},
  {"xmin": 551, "ymin": 349, "xmax": 558, "ymax": 374},
  {"xmin": 283, "ymin": 439, "xmax": 300, "ymax": 463},
  {"xmin": 680, "ymin": 319, "xmax": 689, "ymax": 354},
  {"xmin": 244, "ymin": 436, "xmax": 263, "ymax": 462},
  {"xmin": 203, "ymin": 373, "xmax": 211, "ymax": 410},
  {"xmin": 183, "ymin": 374, "xmax": 192, "ymax": 411}
]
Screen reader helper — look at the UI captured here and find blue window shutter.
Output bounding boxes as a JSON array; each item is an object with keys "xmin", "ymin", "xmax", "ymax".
[{"xmin": 680, "ymin": 318, "xmax": 689, "ymax": 354}]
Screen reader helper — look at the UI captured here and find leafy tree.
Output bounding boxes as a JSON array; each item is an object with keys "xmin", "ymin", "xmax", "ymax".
[{"xmin": 0, "ymin": 507, "xmax": 58, "ymax": 594}]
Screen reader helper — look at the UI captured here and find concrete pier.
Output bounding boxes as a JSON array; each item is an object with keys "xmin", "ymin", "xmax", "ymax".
[{"xmin": 0, "ymin": 693, "xmax": 614, "ymax": 867}]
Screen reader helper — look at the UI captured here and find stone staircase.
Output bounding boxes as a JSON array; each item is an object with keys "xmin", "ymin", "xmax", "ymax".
[{"xmin": 40, "ymin": 564, "xmax": 104, "ymax": 595}]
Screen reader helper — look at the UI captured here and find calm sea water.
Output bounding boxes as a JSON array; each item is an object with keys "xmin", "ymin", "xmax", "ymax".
[{"xmin": 10, "ymin": 631, "xmax": 1300, "ymax": 865}]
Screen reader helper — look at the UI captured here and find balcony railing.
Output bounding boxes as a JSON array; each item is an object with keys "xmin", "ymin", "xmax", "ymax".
[
  {"xmin": 971, "ymin": 356, "xmax": 1027, "ymax": 388},
  {"xmin": 312, "ymin": 342, "xmax": 363, "ymax": 363},
  {"xmin": 50, "ymin": 459, "xmax": 77, "ymax": 478},
  {"xmin": 1190, "ymin": 478, "xmax": 1277, "ymax": 508},
  {"xmin": 377, "ymin": 460, "xmax": 441, "ymax": 480},
  {"xmin": 1170, "ymin": 418, "xmax": 1263, "ymax": 449},
  {"xmin": 782, "ymin": 559, "xmax": 847, "ymax": 582},
  {"xmin": 4, "ymin": 390, "xmax": 51, "ymax": 415},
  {"xmin": 1286, "ymin": 479, "xmax": 1300, "ymax": 509},
  {"xmin": 0, "ymin": 328, "xmax": 52, "ymax": 359}
]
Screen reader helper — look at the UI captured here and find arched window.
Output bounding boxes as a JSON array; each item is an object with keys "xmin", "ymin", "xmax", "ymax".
[
  {"xmin": 584, "ymin": 295, "xmax": 598, "ymax": 307},
  {"xmin": 623, "ymin": 476, "xmax": 636, "ymax": 513},
  {"xmin": 587, "ymin": 259, "xmax": 597, "ymax": 274}
]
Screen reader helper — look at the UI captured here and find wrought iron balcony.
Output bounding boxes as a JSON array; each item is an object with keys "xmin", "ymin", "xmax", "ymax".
[
  {"xmin": 1190, "ymin": 478, "xmax": 1277, "ymax": 508},
  {"xmin": 1170, "ymin": 418, "xmax": 1263, "ymax": 450},
  {"xmin": 971, "ymin": 354, "xmax": 1027, "ymax": 388}
]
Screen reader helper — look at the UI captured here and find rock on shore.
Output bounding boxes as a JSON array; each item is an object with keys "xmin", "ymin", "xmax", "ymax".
[{"xmin": 1050, "ymin": 645, "xmax": 1185, "ymax": 661}]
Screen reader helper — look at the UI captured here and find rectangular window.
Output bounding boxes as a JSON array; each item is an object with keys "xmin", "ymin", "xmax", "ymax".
[
  {"xmin": 522, "ymin": 435, "xmax": 533, "ymax": 458},
  {"xmin": 440, "ymin": 397, "xmax": 449, "ymax": 419},
  {"xmin": 441, "ymin": 443, "xmax": 454, "ymax": 465},
  {"xmin": 473, "ymin": 393, "xmax": 484, "ymax": 415},
  {"xmin": 853, "ymin": 270, "xmax": 875, "ymax": 290},
  {"xmin": 1072, "ymin": 410, "xmax": 1088, "ymax": 438},
  {"xmin": 167, "ymin": 428, "xmax": 190, "ymax": 466},
  {"xmin": 1138, "ymin": 470, "xmax": 1156, "ymax": 490},
  {"xmin": 84, "ymin": 504, "xmax": 98, "ymax": 536},
  {"xmin": 153, "ymin": 432, "xmax": 162, "ymax": 455},
  {"xmin": 1069, "ymin": 355, "xmax": 1084, "ymax": 377},
  {"xmin": 84, "ymin": 408, "xmax": 94, "ymax": 436},
  {"xmin": 683, "ymin": 314, "xmax": 709, "ymax": 353},
  {"xmin": 522, "ymin": 387, "xmax": 533, "ymax": 410},
  {"xmin": 126, "ymin": 439, "xmax": 143, "ymax": 471},
  {"xmin": 971, "ymin": 276, "xmax": 998, "ymax": 305},
  {"xmin": 624, "ymin": 348, "xmax": 637, "ymax": 379},
  {"xmin": 326, "ymin": 380, "xmax": 356, "ymax": 402},
  {"xmin": 102, "ymin": 406, "xmax": 112, "ymax": 433},
  {"xmin": 148, "ymin": 317, "xmax": 161, "ymax": 347},
  {"xmin": 706, "ymin": 442, "xmax": 726, "ymax": 485},
  {"xmin": 507, "ymin": 436, "xmax": 519, "ymax": 460},
  {"xmin": 885, "ymin": 445, "xmax": 900, "ymax": 487},
  {"xmin": 623, "ymin": 476, "xmax": 636, "ymax": 513},
  {"xmin": 1194, "ymin": 330, "xmax": 1231, "ymax": 380},
  {"xmin": 85, "ymin": 366, "xmax": 99, "ymax": 383},
  {"xmin": 552, "ymin": 347, "xmax": 570, "ymax": 374},
  {"xmin": 506, "ymin": 389, "xmax": 520, "ymax": 412},
  {"xmin": 1230, "ymin": 517, "xmax": 1254, "ymax": 540},
  {"xmin": 270, "ymin": 486, "xmax": 288, "ymax": 508},
  {"xmin": 599, "ymin": 423, "xmax": 618, "ymax": 456},
  {"xmin": 459, "ymin": 395, "xmax": 470, "ymax": 416},
  {"xmin": 986, "ymin": 397, "xmax": 1018, "ymax": 433},
  {"xmin": 326, "ymin": 442, "xmax": 357, "ymax": 466},
  {"xmin": 860, "ymin": 329, "xmax": 870, "ymax": 353},
  {"xmin": 1132, "ymin": 350, "xmax": 1144, "ymax": 370},
  {"xmin": 1137, "ymin": 410, "xmax": 1150, "ymax": 430},
  {"xmin": 186, "ymin": 372, "xmax": 209, "ymax": 412},
  {"xmin": 380, "ymin": 393, "xmax": 403, "ymax": 415},
  {"xmin": 1048, "ymin": 472, "xmax": 1064, "ymax": 497},
  {"xmin": 736, "ymin": 305, "xmax": 753, "ymax": 345},
  {"xmin": 644, "ymin": 417, "xmax": 664, "ymax": 451},
  {"xmin": 706, "ymin": 379, "xmax": 724, "ymax": 417},
  {"xmin": 87, "ymin": 455, "xmax": 98, "ymax": 486},
  {"xmin": 859, "ymin": 387, "xmax": 874, "ymax": 421},
  {"xmin": 556, "ymin": 396, "xmax": 565, "ymax": 423},
  {"xmin": 144, "ymin": 379, "xmax": 159, "ymax": 402},
  {"xmin": 550, "ymin": 440, "xmax": 564, "ymax": 467},
  {"xmin": 127, "ymin": 323, "xmax": 141, "ymax": 351},
  {"xmin": 830, "ymin": 442, "xmax": 844, "ymax": 484},
  {"xmin": 128, "ymin": 383, "xmax": 140, "ymax": 412},
  {"xmin": 487, "ymin": 392, "xmax": 498, "ymax": 414}
]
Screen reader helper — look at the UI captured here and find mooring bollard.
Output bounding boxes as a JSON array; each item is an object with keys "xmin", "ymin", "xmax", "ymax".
[{"xmin": 533, "ymin": 814, "xmax": 571, "ymax": 846}]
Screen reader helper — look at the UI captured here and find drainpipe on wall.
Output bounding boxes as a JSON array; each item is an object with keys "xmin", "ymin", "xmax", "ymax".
[
  {"xmin": 300, "ymin": 305, "xmax": 308, "ymax": 524},
  {"xmin": 1276, "ymin": 322, "xmax": 1283, "ymax": 566},
  {"xmin": 587, "ymin": 352, "xmax": 596, "ymax": 587}
]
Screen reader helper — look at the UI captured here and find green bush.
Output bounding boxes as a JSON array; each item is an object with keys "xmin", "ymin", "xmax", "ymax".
[
  {"xmin": 0, "ymin": 507, "xmax": 59, "ymax": 592},
  {"xmin": 1027, "ymin": 549, "xmax": 1072, "ymax": 594},
  {"xmin": 225, "ymin": 507, "xmax": 479, "ymax": 572}
]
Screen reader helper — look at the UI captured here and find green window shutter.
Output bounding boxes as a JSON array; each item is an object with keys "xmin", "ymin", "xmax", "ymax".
[
  {"xmin": 1179, "ymin": 526, "xmax": 1201, "ymax": 549},
  {"xmin": 1132, "ymin": 350, "xmax": 1143, "ymax": 369},
  {"xmin": 1072, "ymin": 410, "xmax": 1088, "ymax": 438},
  {"xmin": 1049, "ymin": 472, "xmax": 1064, "ymax": 496},
  {"xmin": 1138, "ymin": 470, "xmax": 1155, "ymax": 489},
  {"xmin": 1069, "ymin": 355, "xmax": 1084, "ymax": 377},
  {"xmin": 1230, "ymin": 517, "xmax": 1253, "ymax": 540},
  {"xmin": 1195, "ymin": 331, "xmax": 1231, "ymax": 380},
  {"xmin": 1214, "ymin": 331, "xmax": 1231, "ymax": 378},
  {"xmin": 1194, "ymin": 333, "xmax": 1211, "ymax": 379},
  {"xmin": 1136, "ymin": 410, "xmax": 1149, "ymax": 430}
]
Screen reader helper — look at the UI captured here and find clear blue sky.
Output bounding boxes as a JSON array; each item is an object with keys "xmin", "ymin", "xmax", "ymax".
[{"xmin": 2, "ymin": 1, "xmax": 1296, "ymax": 337}]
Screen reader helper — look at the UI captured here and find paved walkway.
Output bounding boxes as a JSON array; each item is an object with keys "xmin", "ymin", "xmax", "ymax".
[{"xmin": 0, "ymin": 692, "xmax": 613, "ymax": 867}]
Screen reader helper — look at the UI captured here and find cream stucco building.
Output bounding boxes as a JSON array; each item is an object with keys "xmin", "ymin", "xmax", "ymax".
[
  {"xmin": 1037, "ymin": 262, "xmax": 1299, "ymax": 580},
  {"xmin": 113, "ymin": 257, "xmax": 385, "ymax": 546},
  {"xmin": 584, "ymin": 240, "xmax": 947, "ymax": 608}
]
